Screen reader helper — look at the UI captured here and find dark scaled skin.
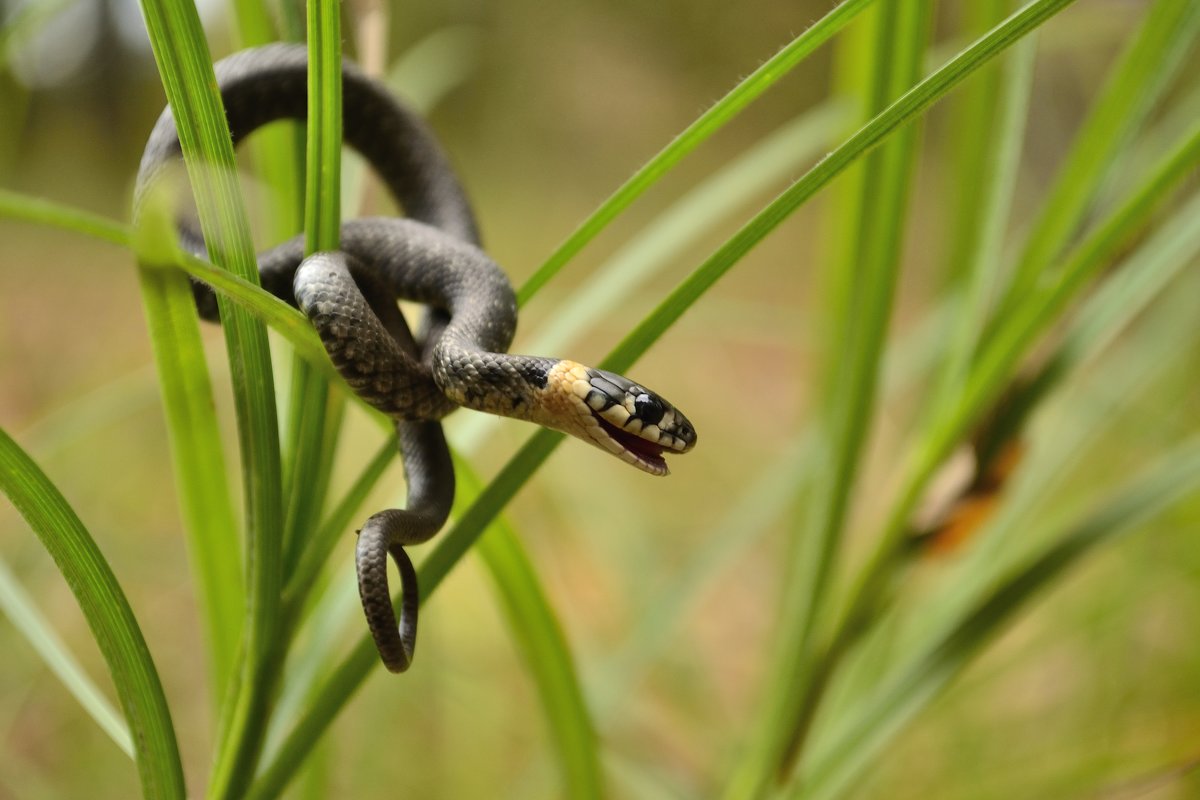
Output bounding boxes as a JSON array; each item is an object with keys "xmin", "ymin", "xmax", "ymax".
[{"xmin": 134, "ymin": 43, "xmax": 696, "ymax": 673}]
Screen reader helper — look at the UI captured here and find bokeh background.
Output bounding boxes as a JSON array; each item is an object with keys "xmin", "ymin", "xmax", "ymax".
[{"xmin": 2, "ymin": 0, "xmax": 1199, "ymax": 797}]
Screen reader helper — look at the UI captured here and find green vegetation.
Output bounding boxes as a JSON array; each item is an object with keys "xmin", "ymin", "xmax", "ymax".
[{"xmin": 1, "ymin": 0, "xmax": 1198, "ymax": 797}]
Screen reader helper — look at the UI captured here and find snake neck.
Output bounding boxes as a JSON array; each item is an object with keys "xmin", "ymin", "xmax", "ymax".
[{"xmin": 432, "ymin": 335, "xmax": 559, "ymax": 423}]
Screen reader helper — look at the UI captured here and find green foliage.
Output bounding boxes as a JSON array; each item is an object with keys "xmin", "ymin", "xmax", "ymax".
[
  {"xmin": 0, "ymin": 429, "xmax": 184, "ymax": 798},
  {"xmin": 1, "ymin": 0, "xmax": 1198, "ymax": 797}
]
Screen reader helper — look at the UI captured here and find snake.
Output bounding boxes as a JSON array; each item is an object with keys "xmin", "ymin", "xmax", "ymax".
[{"xmin": 133, "ymin": 43, "xmax": 697, "ymax": 673}]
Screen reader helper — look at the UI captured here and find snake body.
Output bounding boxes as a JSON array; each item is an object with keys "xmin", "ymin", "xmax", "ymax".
[{"xmin": 135, "ymin": 44, "xmax": 696, "ymax": 672}]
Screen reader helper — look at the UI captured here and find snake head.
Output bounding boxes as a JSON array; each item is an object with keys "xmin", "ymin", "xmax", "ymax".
[{"xmin": 545, "ymin": 361, "xmax": 696, "ymax": 476}]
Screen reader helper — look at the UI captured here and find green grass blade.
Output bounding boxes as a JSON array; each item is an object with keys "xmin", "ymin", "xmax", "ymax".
[
  {"xmin": 133, "ymin": 271, "xmax": 242, "ymax": 693},
  {"xmin": 283, "ymin": 437, "xmax": 398, "ymax": 621},
  {"xmin": 457, "ymin": 457, "xmax": 603, "ymax": 800},
  {"xmin": 958, "ymin": 122, "xmax": 1200, "ymax": 465},
  {"xmin": 1060, "ymin": 189, "xmax": 1200, "ymax": 366},
  {"xmin": 821, "ymin": 118, "xmax": 1200, "ymax": 727},
  {"xmin": 796, "ymin": 438, "xmax": 1200, "ymax": 800},
  {"xmin": 0, "ymin": 187, "xmax": 128, "ymax": 245},
  {"xmin": 451, "ymin": 101, "xmax": 850, "ymax": 452},
  {"xmin": 938, "ymin": 0, "xmax": 1009, "ymax": 286},
  {"xmin": 133, "ymin": 195, "xmax": 244, "ymax": 703},
  {"xmin": 249, "ymin": 2, "xmax": 1083, "ymax": 787},
  {"xmin": 604, "ymin": 0, "xmax": 1080, "ymax": 374},
  {"xmin": 280, "ymin": 0, "xmax": 345, "ymax": 601},
  {"xmin": 727, "ymin": 2, "xmax": 932, "ymax": 794},
  {"xmin": 0, "ymin": 427, "xmax": 185, "ymax": 798},
  {"xmin": 303, "ymin": 6, "xmax": 341, "ymax": 256},
  {"xmin": 996, "ymin": 0, "xmax": 1200, "ymax": 310},
  {"xmin": 516, "ymin": 0, "xmax": 878, "ymax": 305},
  {"xmin": 134, "ymin": 0, "xmax": 284, "ymax": 792},
  {"xmin": 0, "ymin": 189, "xmax": 342, "ymax": 385},
  {"xmin": 0, "ymin": 557, "xmax": 133, "ymax": 757},
  {"xmin": 929, "ymin": 24, "xmax": 1036, "ymax": 412},
  {"xmin": 592, "ymin": 436, "xmax": 813, "ymax": 715}
]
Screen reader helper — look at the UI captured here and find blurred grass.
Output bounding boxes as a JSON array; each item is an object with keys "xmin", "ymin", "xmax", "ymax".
[
  {"xmin": 1, "ymin": 0, "xmax": 1198, "ymax": 798},
  {"xmin": 0, "ymin": 428, "xmax": 184, "ymax": 797},
  {"xmin": 727, "ymin": 2, "xmax": 931, "ymax": 793}
]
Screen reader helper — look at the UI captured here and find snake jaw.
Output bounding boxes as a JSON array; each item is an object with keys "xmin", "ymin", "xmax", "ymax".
[{"xmin": 541, "ymin": 361, "xmax": 696, "ymax": 476}]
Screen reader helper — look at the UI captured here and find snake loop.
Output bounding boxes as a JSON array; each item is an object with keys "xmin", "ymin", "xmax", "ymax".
[{"xmin": 134, "ymin": 43, "xmax": 697, "ymax": 673}]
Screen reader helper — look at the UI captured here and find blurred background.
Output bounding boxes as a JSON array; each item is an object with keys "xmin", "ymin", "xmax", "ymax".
[{"xmin": 1, "ymin": 0, "xmax": 1199, "ymax": 797}]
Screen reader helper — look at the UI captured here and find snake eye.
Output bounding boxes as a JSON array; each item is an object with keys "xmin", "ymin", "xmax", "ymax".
[{"xmin": 633, "ymin": 393, "xmax": 664, "ymax": 426}]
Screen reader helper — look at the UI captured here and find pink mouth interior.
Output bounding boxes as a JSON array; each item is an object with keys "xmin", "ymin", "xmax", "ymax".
[{"xmin": 592, "ymin": 411, "xmax": 668, "ymax": 470}]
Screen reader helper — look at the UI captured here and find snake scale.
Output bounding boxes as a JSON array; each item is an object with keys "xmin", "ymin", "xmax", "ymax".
[{"xmin": 134, "ymin": 43, "xmax": 697, "ymax": 673}]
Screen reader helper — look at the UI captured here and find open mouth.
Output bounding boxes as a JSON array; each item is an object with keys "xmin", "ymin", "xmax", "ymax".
[{"xmin": 591, "ymin": 410, "xmax": 669, "ymax": 475}]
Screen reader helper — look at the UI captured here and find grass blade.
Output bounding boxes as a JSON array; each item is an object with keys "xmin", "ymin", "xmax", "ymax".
[
  {"xmin": 831, "ymin": 117, "xmax": 1200, "ymax": 673},
  {"xmin": 0, "ymin": 427, "xmax": 185, "ymax": 798},
  {"xmin": 938, "ymin": 0, "xmax": 1010, "ymax": 287},
  {"xmin": 457, "ymin": 458, "xmax": 603, "ymax": 800},
  {"xmin": 0, "ymin": 182, "xmax": 266, "ymax": 673},
  {"xmin": 727, "ymin": 2, "xmax": 932, "ymax": 794},
  {"xmin": 0, "ymin": 557, "xmax": 133, "ymax": 757},
  {"xmin": 928, "ymin": 20, "xmax": 1036, "ymax": 412},
  {"xmin": 451, "ymin": 101, "xmax": 850, "ymax": 452},
  {"xmin": 133, "ymin": 197, "xmax": 244, "ymax": 702},
  {"xmin": 797, "ymin": 438, "xmax": 1200, "ymax": 800},
  {"xmin": 0, "ymin": 187, "xmax": 128, "ymax": 245},
  {"xmin": 280, "ymin": 0, "xmax": 345, "ymax": 597},
  {"xmin": 134, "ymin": 0, "xmax": 284, "ymax": 792},
  {"xmin": 995, "ymin": 0, "xmax": 1200, "ymax": 310},
  {"xmin": 283, "ymin": 437, "xmax": 397, "ymax": 623},
  {"xmin": 604, "ymin": 0, "xmax": 1080, "ymax": 373},
  {"xmin": 0, "ymin": 189, "xmax": 345, "ymax": 391},
  {"xmin": 516, "ymin": 0, "xmax": 878, "ymax": 304}
]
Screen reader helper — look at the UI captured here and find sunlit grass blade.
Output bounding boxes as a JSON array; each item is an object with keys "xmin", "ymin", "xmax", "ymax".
[
  {"xmin": 594, "ymin": 298, "xmax": 954, "ymax": 720},
  {"xmin": 929, "ymin": 27, "xmax": 1036, "ymax": 412},
  {"xmin": 605, "ymin": 0, "xmax": 1080, "ymax": 373},
  {"xmin": 796, "ymin": 437, "xmax": 1200, "ymax": 800},
  {"xmin": 0, "ymin": 188, "xmax": 345, "ymax": 390},
  {"xmin": 279, "ymin": 0, "xmax": 344, "ymax": 599},
  {"xmin": 134, "ymin": 190, "xmax": 244, "ymax": 701},
  {"xmin": 456, "ymin": 458, "xmax": 603, "ymax": 800},
  {"xmin": 0, "ymin": 427, "xmax": 185, "ymax": 798},
  {"xmin": 592, "ymin": 436, "xmax": 813, "ymax": 716},
  {"xmin": 516, "ymin": 0, "xmax": 878, "ymax": 304},
  {"xmin": 135, "ymin": 0, "xmax": 284, "ymax": 793},
  {"xmin": 938, "ymin": 0, "xmax": 1009, "ymax": 287},
  {"xmin": 451, "ymin": 101, "xmax": 850, "ymax": 453},
  {"xmin": 0, "ymin": 187, "xmax": 129, "ymax": 245},
  {"xmin": 832, "ymin": 117, "xmax": 1200, "ymax": 662},
  {"xmin": 283, "ymin": 436, "xmax": 397, "ymax": 621},
  {"xmin": 249, "ymin": 2, "xmax": 1084, "ymax": 786},
  {"xmin": 728, "ymin": 2, "xmax": 932, "ymax": 793},
  {"xmin": 995, "ymin": 0, "xmax": 1200, "ymax": 312},
  {"xmin": 0, "ymin": 557, "xmax": 133, "ymax": 757},
  {"xmin": 925, "ymin": 262, "xmax": 1200, "ymax": 640},
  {"xmin": 1059, "ymin": 190, "xmax": 1200, "ymax": 367}
]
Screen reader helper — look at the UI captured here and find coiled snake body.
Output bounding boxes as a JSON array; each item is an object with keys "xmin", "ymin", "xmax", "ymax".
[{"xmin": 135, "ymin": 44, "xmax": 696, "ymax": 672}]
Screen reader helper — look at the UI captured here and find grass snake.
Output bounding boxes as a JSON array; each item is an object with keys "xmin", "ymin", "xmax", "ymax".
[{"xmin": 134, "ymin": 43, "xmax": 697, "ymax": 673}]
